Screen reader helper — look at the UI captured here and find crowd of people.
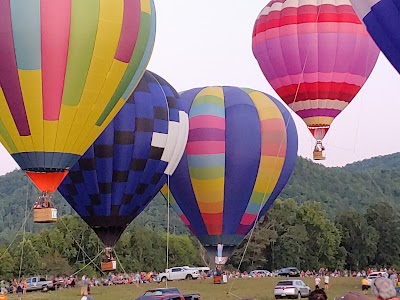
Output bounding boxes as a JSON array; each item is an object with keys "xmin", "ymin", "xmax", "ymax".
[
  {"xmin": 308, "ymin": 277, "xmax": 399, "ymax": 300},
  {"xmin": 0, "ymin": 279, "xmax": 26, "ymax": 300}
]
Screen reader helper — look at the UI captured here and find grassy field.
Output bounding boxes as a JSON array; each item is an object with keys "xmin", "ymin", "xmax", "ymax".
[{"xmin": 3, "ymin": 277, "xmax": 372, "ymax": 300}]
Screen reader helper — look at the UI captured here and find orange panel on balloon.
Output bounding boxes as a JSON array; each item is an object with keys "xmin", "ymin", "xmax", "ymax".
[{"xmin": 26, "ymin": 170, "xmax": 69, "ymax": 193}]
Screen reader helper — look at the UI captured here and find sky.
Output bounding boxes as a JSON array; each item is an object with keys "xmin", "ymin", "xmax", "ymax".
[{"xmin": 1, "ymin": 0, "xmax": 399, "ymax": 175}]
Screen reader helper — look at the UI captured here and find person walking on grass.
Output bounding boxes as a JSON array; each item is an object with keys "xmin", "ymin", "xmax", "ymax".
[
  {"xmin": 16, "ymin": 284, "xmax": 23, "ymax": 300},
  {"xmin": 362, "ymin": 276, "xmax": 369, "ymax": 295}
]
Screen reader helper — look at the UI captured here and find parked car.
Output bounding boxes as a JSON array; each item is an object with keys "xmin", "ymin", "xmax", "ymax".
[
  {"xmin": 367, "ymin": 272, "xmax": 389, "ymax": 286},
  {"xmin": 274, "ymin": 280, "xmax": 311, "ymax": 299},
  {"xmin": 157, "ymin": 267, "xmax": 200, "ymax": 282},
  {"xmin": 249, "ymin": 270, "xmax": 272, "ymax": 277},
  {"xmin": 26, "ymin": 276, "xmax": 54, "ymax": 292},
  {"xmin": 277, "ymin": 268, "xmax": 301, "ymax": 277},
  {"xmin": 135, "ymin": 288, "xmax": 201, "ymax": 300}
]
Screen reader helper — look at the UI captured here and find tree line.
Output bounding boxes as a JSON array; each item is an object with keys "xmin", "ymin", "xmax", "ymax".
[
  {"xmin": 229, "ymin": 199, "xmax": 400, "ymax": 272},
  {"xmin": 0, "ymin": 199, "xmax": 399, "ymax": 279}
]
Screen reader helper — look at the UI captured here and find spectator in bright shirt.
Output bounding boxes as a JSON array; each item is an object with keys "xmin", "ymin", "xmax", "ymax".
[{"xmin": 362, "ymin": 276, "xmax": 369, "ymax": 295}]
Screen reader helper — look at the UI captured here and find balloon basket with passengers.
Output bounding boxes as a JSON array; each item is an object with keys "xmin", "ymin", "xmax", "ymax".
[
  {"xmin": 212, "ymin": 245, "xmax": 229, "ymax": 284},
  {"xmin": 101, "ymin": 248, "xmax": 117, "ymax": 272}
]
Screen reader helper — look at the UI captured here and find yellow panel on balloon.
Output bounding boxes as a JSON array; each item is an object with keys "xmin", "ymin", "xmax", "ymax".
[
  {"xmin": 19, "ymin": 69, "xmax": 44, "ymax": 152},
  {"xmin": 75, "ymin": 97, "xmax": 125, "ymax": 155},
  {"xmin": 191, "ymin": 177, "xmax": 224, "ymax": 203},
  {"xmin": 0, "ymin": 87, "xmax": 25, "ymax": 153},
  {"xmin": 141, "ymin": 0, "xmax": 152, "ymax": 14},
  {"xmin": 250, "ymin": 91, "xmax": 283, "ymax": 120},
  {"xmin": 43, "ymin": 121, "xmax": 58, "ymax": 152},
  {"xmin": 303, "ymin": 116, "xmax": 334, "ymax": 127},
  {"xmin": 253, "ymin": 156, "xmax": 284, "ymax": 194},
  {"xmin": 198, "ymin": 201, "xmax": 224, "ymax": 214},
  {"xmin": 196, "ymin": 86, "xmax": 224, "ymax": 99}
]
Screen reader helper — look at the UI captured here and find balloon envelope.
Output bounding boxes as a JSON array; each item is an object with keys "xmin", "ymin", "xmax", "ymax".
[
  {"xmin": 162, "ymin": 86, "xmax": 298, "ymax": 258},
  {"xmin": 350, "ymin": 0, "xmax": 400, "ymax": 74},
  {"xmin": 58, "ymin": 71, "xmax": 188, "ymax": 247},
  {"xmin": 252, "ymin": 0, "xmax": 379, "ymax": 141},
  {"xmin": 0, "ymin": 0, "xmax": 156, "ymax": 192}
]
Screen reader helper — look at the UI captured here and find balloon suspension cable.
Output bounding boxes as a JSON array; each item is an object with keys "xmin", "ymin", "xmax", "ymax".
[
  {"xmin": 229, "ymin": 4, "xmax": 326, "ymax": 297},
  {"xmin": 0, "ymin": 200, "xmax": 33, "ymax": 262},
  {"xmin": 70, "ymin": 250, "xmax": 103, "ymax": 277},
  {"xmin": 18, "ymin": 177, "xmax": 30, "ymax": 282},
  {"xmin": 113, "ymin": 250, "xmax": 144, "ymax": 295},
  {"xmin": 59, "ymin": 217, "xmax": 107, "ymax": 276},
  {"xmin": 165, "ymin": 175, "xmax": 171, "ymax": 288}
]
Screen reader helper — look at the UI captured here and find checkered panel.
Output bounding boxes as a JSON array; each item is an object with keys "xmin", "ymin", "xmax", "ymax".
[{"xmin": 58, "ymin": 71, "xmax": 188, "ymax": 247}]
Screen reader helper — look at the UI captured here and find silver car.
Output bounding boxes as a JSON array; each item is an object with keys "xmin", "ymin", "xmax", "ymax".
[{"xmin": 274, "ymin": 280, "xmax": 311, "ymax": 299}]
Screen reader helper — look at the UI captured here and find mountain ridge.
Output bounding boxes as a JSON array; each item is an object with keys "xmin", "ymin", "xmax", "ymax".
[{"xmin": 0, "ymin": 153, "xmax": 399, "ymax": 238}]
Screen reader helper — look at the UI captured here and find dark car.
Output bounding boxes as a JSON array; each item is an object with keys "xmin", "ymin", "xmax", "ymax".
[
  {"xmin": 277, "ymin": 267, "xmax": 300, "ymax": 277},
  {"xmin": 136, "ymin": 294, "xmax": 185, "ymax": 300},
  {"xmin": 135, "ymin": 288, "xmax": 200, "ymax": 300}
]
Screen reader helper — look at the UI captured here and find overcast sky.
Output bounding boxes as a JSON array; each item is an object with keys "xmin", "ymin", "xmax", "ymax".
[{"xmin": 1, "ymin": 0, "xmax": 399, "ymax": 175}]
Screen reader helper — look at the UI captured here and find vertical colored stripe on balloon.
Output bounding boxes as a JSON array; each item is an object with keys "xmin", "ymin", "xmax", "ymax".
[
  {"xmin": 188, "ymin": 87, "xmax": 225, "ymax": 236},
  {"xmin": 60, "ymin": 0, "xmax": 124, "ymax": 154},
  {"xmin": 115, "ymin": 0, "xmax": 141, "ymax": 63},
  {"xmin": 40, "ymin": 0, "xmax": 71, "ymax": 121},
  {"xmin": 18, "ymin": 70, "xmax": 44, "ymax": 152},
  {"xmin": 121, "ymin": 0, "xmax": 156, "ymax": 100},
  {"xmin": 222, "ymin": 87, "xmax": 262, "ymax": 235},
  {"xmin": 10, "ymin": 0, "xmax": 43, "ymax": 153},
  {"xmin": 62, "ymin": 0, "xmax": 100, "ymax": 107},
  {"xmin": 10, "ymin": 0, "xmax": 41, "ymax": 70},
  {"xmin": 55, "ymin": 0, "xmax": 100, "ymax": 153},
  {"xmin": 96, "ymin": 4, "xmax": 150, "ymax": 126},
  {"xmin": 0, "ymin": 87, "xmax": 25, "ymax": 152},
  {"xmin": 0, "ymin": 0, "xmax": 30, "ymax": 137},
  {"xmin": 238, "ymin": 91, "xmax": 286, "ymax": 229},
  {"xmin": 0, "ymin": 88, "xmax": 18, "ymax": 153},
  {"xmin": 79, "ymin": 0, "xmax": 154, "ymax": 154}
]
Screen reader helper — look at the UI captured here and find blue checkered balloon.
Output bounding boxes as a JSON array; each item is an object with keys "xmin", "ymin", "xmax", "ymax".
[{"xmin": 58, "ymin": 71, "xmax": 189, "ymax": 247}]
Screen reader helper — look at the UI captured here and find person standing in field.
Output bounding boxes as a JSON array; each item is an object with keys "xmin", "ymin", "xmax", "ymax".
[
  {"xmin": 324, "ymin": 273, "xmax": 329, "ymax": 290},
  {"xmin": 315, "ymin": 276, "xmax": 321, "ymax": 290}
]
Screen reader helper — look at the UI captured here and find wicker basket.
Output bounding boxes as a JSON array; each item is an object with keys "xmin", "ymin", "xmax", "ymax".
[
  {"xmin": 33, "ymin": 208, "xmax": 57, "ymax": 223},
  {"xmin": 101, "ymin": 260, "xmax": 117, "ymax": 271},
  {"xmin": 313, "ymin": 150, "xmax": 325, "ymax": 160}
]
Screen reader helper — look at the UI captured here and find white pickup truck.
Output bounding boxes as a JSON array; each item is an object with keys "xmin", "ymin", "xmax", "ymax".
[
  {"xmin": 26, "ymin": 276, "xmax": 54, "ymax": 291},
  {"xmin": 157, "ymin": 267, "xmax": 200, "ymax": 282}
]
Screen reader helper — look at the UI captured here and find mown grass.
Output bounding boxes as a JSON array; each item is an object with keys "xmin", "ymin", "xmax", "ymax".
[{"xmin": 4, "ymin": 277, "xmax": 371, "ymax": 300}]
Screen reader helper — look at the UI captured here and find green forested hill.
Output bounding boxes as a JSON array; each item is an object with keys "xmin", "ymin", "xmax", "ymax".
[
  {"xmin": 280, "ymin": 157, "xmax": 400, "ymax": 215},
  {"xmin": 344, "ymin": 152, "xmax": 400, "ymax": 171},
  {"xmin": 1, "ymin": 153, "xmax": 399, "ymax": 238}
]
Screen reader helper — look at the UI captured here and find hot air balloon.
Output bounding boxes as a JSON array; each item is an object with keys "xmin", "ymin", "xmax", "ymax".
[
  {"xmin": 0, "ymin": 0, "xmax": 156, "ymax": 222},
  {"xmin": 350, "ymin": 0, "xmax": 400, "ymax": 74},
  {"xmin": 162, "ymin": 86, "xmax": 298, "ymax": 267},
  {"xmin": 58, "ymin": 71, "xmax": 189, "ymax": 271},
  {"xmin": 252, "ymin": 0, "xmax": 379, "ymax": 160}
]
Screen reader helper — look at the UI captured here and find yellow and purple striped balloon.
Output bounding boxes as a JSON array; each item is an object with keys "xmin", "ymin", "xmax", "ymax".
[
  {"xmin": 162, "ymin": 86, "xmax": 298, "ymax": 258},
  {"xmin": 0, "ymin": 0, "xmax": 155, "ymax": 192}
]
